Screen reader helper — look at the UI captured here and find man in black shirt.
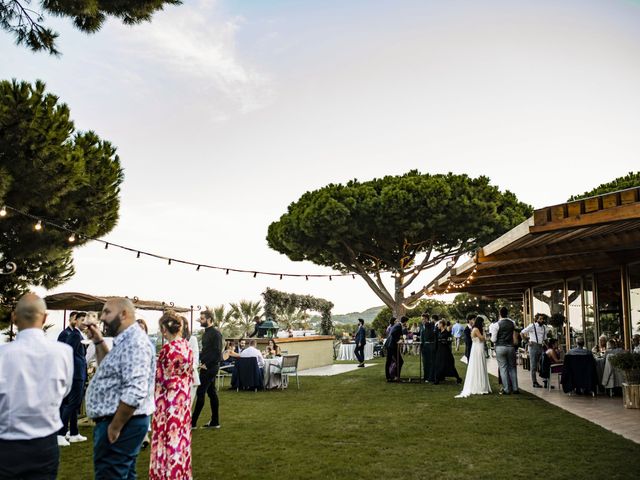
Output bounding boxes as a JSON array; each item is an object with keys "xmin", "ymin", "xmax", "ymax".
[
  {"xmin": 192, "ymin": 310, "xmax": 223, "ymax": 428},
  {"xmin": 419, "ymin": 312, "xmax": 436, "ymax": 382}
]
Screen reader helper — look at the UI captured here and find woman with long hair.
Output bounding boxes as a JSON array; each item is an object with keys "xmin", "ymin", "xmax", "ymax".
[
  {"xmin": 181, "ymin": 317, "xmax": 200, "ymax": 408},
  {"xmin": 149, "ymin": 312, "xmax": 193, "ymax": 480},
  {"xmin": 455, "ymin": 315, "xmax": 492, "ymax": 398},
  {"xmin": 434, "ymin": 320, "xmax": 462, "ymax": 385}
]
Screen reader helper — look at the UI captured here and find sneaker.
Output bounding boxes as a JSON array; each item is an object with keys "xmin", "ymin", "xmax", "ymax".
[
  {"xmin": 57, "ymin": 435, "xmax": 70, "ymax": 447},
  {"xmin": 191, "ymin": 425, "xmax": 198, "ymax": 430},
  {"xmin": 64, "ymin": 431, "xmax": 70, "ymax": 440},
  {"xmin": 202, "ymin": 422, "xmax": 221, "ymax": 429},
  {"xmin": 68, "ymin": 434, "xmax": 87, "ymax": 443}
]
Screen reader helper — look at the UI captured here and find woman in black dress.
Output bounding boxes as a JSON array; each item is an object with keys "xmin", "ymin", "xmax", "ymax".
[{"xmin": 434, "ymin": 320, "xmax": 462, "ymax": 384}]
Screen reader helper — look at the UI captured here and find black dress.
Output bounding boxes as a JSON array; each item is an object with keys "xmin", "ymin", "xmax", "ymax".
[{"xmin": 434, "ymin": 329, "xmax": 461, "ymax": 383}]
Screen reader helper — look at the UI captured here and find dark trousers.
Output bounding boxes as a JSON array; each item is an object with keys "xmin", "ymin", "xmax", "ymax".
[
  {"xmin": 0, "ymin": 433, "xmax": 59, "ymax": 480},
  {"xmin": 422, "ymin": 343, "xmax": 436, "ymax": 381},
  {"xmin": 385, "ymin": 345, "xmax": 403, "ymax": 380},
  {"xmin": 354, "ymin": 343, "xmax": 365, "ymax": 363},
  {"xmin": 192, "ymin": 365, "xmax": 219, "ymax": 427},
  {"xmin": 59, "ymin": 378, "xmax": 85, "ymax": 436},
  {"xmin": 93, "ymin": 415, "xmax": 149, "ymax": 480}
]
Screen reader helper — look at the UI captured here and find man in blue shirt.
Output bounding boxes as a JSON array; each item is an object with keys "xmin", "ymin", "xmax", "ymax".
[{"xmin": 451, "ymin": 319, "xmax": 464, "ymax": 352}]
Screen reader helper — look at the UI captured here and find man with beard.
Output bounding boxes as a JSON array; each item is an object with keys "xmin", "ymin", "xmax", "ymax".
[
  {"xmin": 191, "ymin": 309, "xmax": 223, "ymax": 429},
  {"xmin": 84, "ymin": 298, "xmax": 156, "ymax": 479}
]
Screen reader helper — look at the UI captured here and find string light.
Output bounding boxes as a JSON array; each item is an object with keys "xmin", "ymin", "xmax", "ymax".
[
  {"xmin": 168, "ymin": 259, "xmax": 172, "ymax": 265},
  {"xmin": 136, "ymin": 251, "xmax": 141, "ymax": 258},
  {"xmin": 196, "ymin": 265, "xmax": 201, "ymax": 271},
  {"xmin": 34, "ymin": 220, "xmax": 42, "ymax": 231},
  {"xmin": 68, "ymin": 233, "xmax": 76, "ymax": 243},
  {"xmin": 0, "ymin": 206, "xmax": 6, "ymax": 217},
  {"xmin": 253, "ymin": 272, "xmax": 257, "ymax": 278},
  {"xmin": 104, "ymin": 243, "xmax": 109, "ymax": 250}
]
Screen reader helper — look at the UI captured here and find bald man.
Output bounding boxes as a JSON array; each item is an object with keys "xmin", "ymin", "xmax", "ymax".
[
  {"xmin": 0, "ymin": 293, "xmax": 73, "ymax": 480},
  {"xmin": 84, "ymin": 297, "xmax": 156, "ymax": 480}
]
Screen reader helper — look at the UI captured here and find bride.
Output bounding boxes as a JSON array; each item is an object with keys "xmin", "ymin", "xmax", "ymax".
[{"xmin": 455, "ymin": 315, "xmax": 492, "ymax": 398}]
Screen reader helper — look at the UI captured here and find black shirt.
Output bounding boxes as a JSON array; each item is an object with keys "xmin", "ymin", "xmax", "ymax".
[{"xmin": 200, "ymin": 326, "xmax": 223, "ymax": 369}]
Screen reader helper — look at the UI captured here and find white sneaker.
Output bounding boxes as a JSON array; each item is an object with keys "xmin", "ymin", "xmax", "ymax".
[
  {"xmin": 57, "ymin": 435, "xmax": 70, "ymax": 447},
  {"xmin": 68, "ymin": 434, "xmax": 87, "ymax": 443},
  {"xmin": 64, "ymin": 431, "xmax": 70, "ymax": 440}
]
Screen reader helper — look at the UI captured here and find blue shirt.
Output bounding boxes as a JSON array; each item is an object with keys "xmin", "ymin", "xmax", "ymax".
[
  {"xmin": 452, "ymin": 322, "xmax": 464, "ymax": 338},
  {"xmin": 86, "ymin": 323, "xmax": 156, "ymax": 419}
]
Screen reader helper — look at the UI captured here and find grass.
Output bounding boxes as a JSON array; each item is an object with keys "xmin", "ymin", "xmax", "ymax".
[{"xmin": 60, "ymin": 354, "xmax": 640, "ymax": 480}]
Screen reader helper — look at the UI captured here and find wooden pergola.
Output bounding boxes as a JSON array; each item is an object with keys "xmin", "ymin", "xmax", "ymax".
[{"xmin": 429, "ymin": 186, "xmax": 640, "ymax": 347}]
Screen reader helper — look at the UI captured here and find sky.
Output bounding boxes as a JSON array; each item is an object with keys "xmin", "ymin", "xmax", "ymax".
[{"xmin": 2, "ymin": 0, "xmax": 640, "ymax": 332}]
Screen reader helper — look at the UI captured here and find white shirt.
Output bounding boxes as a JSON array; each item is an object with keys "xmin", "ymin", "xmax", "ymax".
[
  {"xmin": 189, "ymin": 335, "xmax": 201, "ymax": 386},
  {"xmin": 0, "ymin": 328, "xmax": 73, "ymax": 440},
  {"xmin": 490, "ymin": 318, "xmax": 515, "ymax": 344},
  {"xmin": 521, "ymin": 322, "xmax": 547, "ymax": 345},
  {"xmin": 239, "ymin": 346, "xmax": 265, "ymax": 368}
]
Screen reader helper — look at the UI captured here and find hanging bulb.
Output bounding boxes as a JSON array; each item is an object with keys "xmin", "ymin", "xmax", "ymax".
[
  {"xmin": 68, "ymin": 233, "xmax": 76, "ymax": 242},
  {"xmin": 196, "ymin": 265, "xmax": 201, "ymax": 271},
  {"xmin": 136, "ymin": 251, "xmax": 141, "ymax": 258},
  {"xmin": 0, "ymin": 206, "xmax": 6, "ymax": 217},
  {"xmin": 34, "ymin": 220, "xmax": 42, "ymax": 231},
  {"xmin": 226, "ymin": 269, "xmax": 229, "ymax": 275},
  {"xmin": 104, "ymin": 243, "xmax": 109, "ymax": 249},
  {"xmin": 168, "ymin": 259, "xmax": 172, "ymax": 265},
  {"xmin": 279, "ymin": 274, "xmax": 283, "ymax": 280}
]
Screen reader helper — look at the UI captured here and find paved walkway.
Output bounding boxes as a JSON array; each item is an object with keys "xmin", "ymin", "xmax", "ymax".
[
  {"xmin": 299, "ymin": 363, "xmax": 374, "ymax": 376},
  {"xmin": 487, "ymin": 356, "xmax": 640, "ymax": 444}
]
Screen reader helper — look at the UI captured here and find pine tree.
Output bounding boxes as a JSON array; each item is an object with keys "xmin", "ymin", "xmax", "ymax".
[{"xmin": 0, "ymin": 80, "xmax": 123, "ymax": 323}]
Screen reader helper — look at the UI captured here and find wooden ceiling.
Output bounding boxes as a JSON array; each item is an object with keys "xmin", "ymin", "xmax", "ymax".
[{"xmin": 430, "ymin": 187, "xmax": 640, "ymax": 299}]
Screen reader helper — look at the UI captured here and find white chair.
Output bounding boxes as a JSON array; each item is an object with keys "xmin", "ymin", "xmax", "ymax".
[{"xmin": 272, "ymin": 355, "xmax": 300, "ymax": 390}]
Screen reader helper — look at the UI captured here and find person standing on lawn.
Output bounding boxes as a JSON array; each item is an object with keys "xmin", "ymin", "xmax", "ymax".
[
  {"xmin": 0, "ymin": 294, "xmax": 73, "ymax": 480},
  {"xmin": 354, "ymin": 318, "xmax": 366, "ymax": 367},
  {"xmin": 451, "ymin": 319, "xmax": 464, "ymax": 352},
  {"xmin": 57, "ymin": 310, "xmax": 88, "ymax": 446},
  {"xmin": 419, "ymin": 312, "xmax": 437, "ymax": 382},
  {"xmin": 191, "ymin": 309, "xmax": 223, "ymax": 429},
  {"xmin": 385, "ymin": 316, "xmax": 407, "ymax": 381},
  {"xmin": 85, "ymin": 297, "xmax": 156, "ymax": 479},
  {"xmin": 491, "ymin": 306, "xmax": 519, "ymax": 395}
]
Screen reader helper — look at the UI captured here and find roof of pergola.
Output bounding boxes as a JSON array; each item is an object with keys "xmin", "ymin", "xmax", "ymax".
[
  {"xmin": 44, "ymin": 292, "xmax": 190, "ymax": 313},
  {"xmin": 429, "ymin": 186, "xmax": 640, "ymax": 299}
]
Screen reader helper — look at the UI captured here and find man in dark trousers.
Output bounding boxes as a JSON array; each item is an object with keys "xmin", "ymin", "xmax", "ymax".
[
  {"xmin": 57, "ymin": 311, "xmax": 88, "ymax": 446},
  {"xmin": 192, "ymin": 310, "xmax": 223, "ymax": 428},
  {"xmin": 419, "ymin": 312, "xmax": 437, "ymax": 383},
  {"xmin": 385, "ymin": 316, "xmax": 408, "ymax": 381},
  {"xmin": 463, "ymin": 314, "xmax": 475, "ymax": 363},
  {"xmin": 354, "ymin": 318, "xmax": 366, "ymax": 367}
]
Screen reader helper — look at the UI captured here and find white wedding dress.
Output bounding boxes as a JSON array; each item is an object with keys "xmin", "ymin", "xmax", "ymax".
[{"xmin": 455, "ymin": 337, "xmax": 492, "ymax": 398}]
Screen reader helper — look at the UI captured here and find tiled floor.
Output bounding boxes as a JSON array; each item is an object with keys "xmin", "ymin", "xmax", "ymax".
[{"xmin": 487, "ymin": 357, "xmax": 640, "ymax": 444}]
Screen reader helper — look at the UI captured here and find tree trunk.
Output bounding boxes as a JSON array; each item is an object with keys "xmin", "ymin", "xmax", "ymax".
[{"xmin": 392, "ymin": 275, "xmax": 406, "ymax": 319}]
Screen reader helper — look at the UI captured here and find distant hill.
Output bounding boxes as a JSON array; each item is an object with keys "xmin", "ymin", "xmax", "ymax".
[{"xmin": 310, "ymin": 306, "xmax": 384, "ymax": 326}]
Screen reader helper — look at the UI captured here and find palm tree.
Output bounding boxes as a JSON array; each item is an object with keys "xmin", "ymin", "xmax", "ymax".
[
  {"xmin": 274, "ymin": 304, "xmax": 309, "ymax": 330},
  {"xmin": 230, "ymin": 300, "xmax": 263, "ymax": 337}
]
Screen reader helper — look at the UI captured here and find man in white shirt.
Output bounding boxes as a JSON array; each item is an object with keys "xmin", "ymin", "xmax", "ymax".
[
  {"xmin": 0, "ymin": 293, "xmax": 73, "ymax": 480},
  {"xmin": 520, "ymin": 313, "xmax": 548, "ymax": 388},
  {"xmin": 240, "ymin": 339, "xmax": 265, "ymax": 369}
]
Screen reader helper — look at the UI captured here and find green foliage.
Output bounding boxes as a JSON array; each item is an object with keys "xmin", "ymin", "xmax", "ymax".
[
  {"xmin": 205, "ymin": 304, "xmax": 239, "ymax": 338},
  {"xmin": 0, "ymin": 0, "xmax": 181, "ymax": 55},
  {"xmin": 568, "ymin": 172, "xmax": 640, "ymax": 201},
  {"xmin": 608, "ymin": 352, "xmax": 640, "ymax": 373},
  {"xmin": 229, "ymin": 300, "xmax": 263, "ymax": 338},
  {"xmin": 267, "ymin": 171, "xmax": 531, "ymax": 316},
  {"xmin": 371, "ymin": 298, "xmax": 450, "ymax": 335},
  {"xmin": 448, "ymin": 293, "xmax": 522, "ymax": 324},
  {"xmin": 262, "ymin": 288, "xmax": 333, "ymax": 335},
  {"xmin": 0, "ymin": 80, "xmax": 123, "ymax": 322}
]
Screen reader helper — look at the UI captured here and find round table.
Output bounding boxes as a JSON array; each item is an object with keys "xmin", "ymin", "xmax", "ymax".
[{"xmin": 337, "ymin": 343, "xmax": 374, "ymax": 361}]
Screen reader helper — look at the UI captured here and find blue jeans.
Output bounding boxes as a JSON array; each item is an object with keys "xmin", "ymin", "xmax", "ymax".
[
  {"xmin": 93, "ymin": 415, "xmax": 149, "ymax": 480},
  {"xmin": 495, "ymin": 346, "xmax": 518, "ymax": 393}
]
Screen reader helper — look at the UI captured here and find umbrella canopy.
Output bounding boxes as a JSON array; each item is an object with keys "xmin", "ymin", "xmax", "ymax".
[{"xmin": 44, "ymin": 292, "xmax": 190, "ymax": 313}]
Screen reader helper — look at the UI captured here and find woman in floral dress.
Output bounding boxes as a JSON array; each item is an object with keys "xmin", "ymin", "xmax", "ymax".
[{"xmin": 150, "ymin": 312, "xmax": 193, "ymax": 480}]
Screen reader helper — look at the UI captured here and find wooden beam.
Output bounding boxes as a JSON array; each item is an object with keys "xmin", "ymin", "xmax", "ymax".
[{"xmin": 531, "ymin": 203, "xmax": 640, "ymax": 233}]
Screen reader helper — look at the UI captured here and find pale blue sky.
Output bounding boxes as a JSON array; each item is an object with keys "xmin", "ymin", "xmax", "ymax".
[{"xmin": 2, "ymin": 0, "xmax": 640, "ymax": 328}]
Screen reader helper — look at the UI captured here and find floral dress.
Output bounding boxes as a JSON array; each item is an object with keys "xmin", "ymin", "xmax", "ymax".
[{"xmin": 150, "ymin": 338, "xmax": 193, "ymax": 480}]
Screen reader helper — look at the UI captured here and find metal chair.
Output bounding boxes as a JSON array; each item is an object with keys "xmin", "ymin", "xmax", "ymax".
[{"xmin": 276, "ymin": 354, "xmax": 300, "ymax": 390}]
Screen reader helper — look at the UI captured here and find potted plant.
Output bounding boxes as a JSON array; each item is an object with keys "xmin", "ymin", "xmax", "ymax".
[{"xmin": 609, "ymin": 352, "xmax": 640, "ymax": 408}]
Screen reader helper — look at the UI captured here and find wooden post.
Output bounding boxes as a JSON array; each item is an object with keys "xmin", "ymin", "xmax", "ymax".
[{"xmin": 623, "ymin": 383, "xmax": 640, "ymax": 409}]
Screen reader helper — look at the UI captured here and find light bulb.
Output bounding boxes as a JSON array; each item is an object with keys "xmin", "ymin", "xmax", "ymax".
[
  {"xmin": 0, "ymin": 206, "xmax": 6, "ymax": 217},
  {"xmin": 34, "ymin": 220, "xmax": 42, "ymax": 231},
  {"xmin": 68, "ymin": 233, "xmax": 76, "ymax": 242}
]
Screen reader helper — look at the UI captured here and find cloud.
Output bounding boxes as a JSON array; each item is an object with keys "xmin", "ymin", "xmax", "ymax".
[{"xmin": 108, "ymin": 0, "xmax": 273, "ymax": 114}]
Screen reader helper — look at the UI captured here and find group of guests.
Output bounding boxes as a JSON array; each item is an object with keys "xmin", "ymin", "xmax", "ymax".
[{"xmin": 0, "ymin": 293, "xmax": 232, "ymax": 480}]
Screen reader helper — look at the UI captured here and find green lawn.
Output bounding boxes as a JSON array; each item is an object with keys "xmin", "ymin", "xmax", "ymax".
[{"xmin": 60, "ymin": 355, "xmax": 640, "ymax": 480}]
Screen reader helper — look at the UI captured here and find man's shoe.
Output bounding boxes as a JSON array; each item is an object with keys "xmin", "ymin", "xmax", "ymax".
[
  {"xmin": 64, "ymin": 431, "xmax": 70, "ymax": 440},
  {"xmin": 533, "ymin": 383, "xmax": 543, "ymax": 388},
  {"xmin": 68, "ymin": 434, "xmax": 87, "ymax": 443},
  {"xmin": 357, "ymin": 363, "xmax": 365, "ymax": 367},
  {"xmin": 512, "ymin": 390, "xmax": 521, "ymax": 394},
  {"xmin": 203, "ymin": 422, "xmax": 221, "ymax": 429},
  {"xmin": 57, "ymin": 435, "xmax": 70, "ymax": 447}
]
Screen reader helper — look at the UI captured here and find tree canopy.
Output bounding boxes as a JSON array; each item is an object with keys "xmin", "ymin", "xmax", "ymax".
[
  {"xmin": 262, "ymin": 288, "xmax": 334, "ymax": 335},
  {"xmin": 267, "ymin": 171, "xmax": 532, "ymax": 317},
  {"xmin": 1, "ymin": 0, "xmax": 181, "ymax": 55},
  {"xmin": 0, "ymin": 80, "xmax": 123, "ymax": 319},
  {"xmin": 568, "ymin": 172, "xmax": 640, "ymax": 201}
]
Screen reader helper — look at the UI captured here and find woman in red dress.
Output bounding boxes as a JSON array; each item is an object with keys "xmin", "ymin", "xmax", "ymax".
[{"xmin": 150, "ymin": 312, "xmax": 193, "ymax": 480}]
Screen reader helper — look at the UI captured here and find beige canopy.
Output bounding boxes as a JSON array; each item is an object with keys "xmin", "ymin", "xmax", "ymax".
[{"xmin": 44, "ymin": 292, "xmax": 190, "ymax": 313}]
